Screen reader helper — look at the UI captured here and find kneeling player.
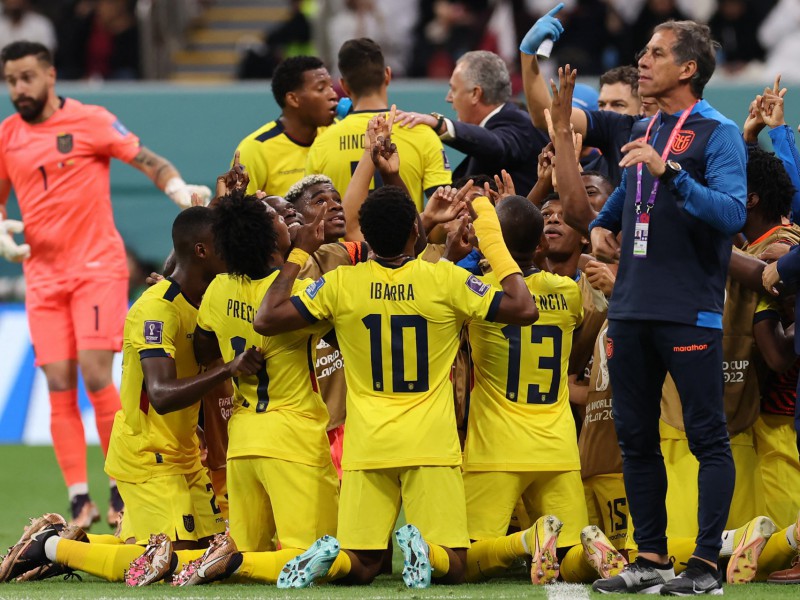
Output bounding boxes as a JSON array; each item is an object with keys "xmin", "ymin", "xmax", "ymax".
[
  {"xmin": 166, "ymin": 193, "xmax": 339, "ymax": 586},
  {"xmin": 255, "ymin": 186, "xmax": 538, "ymax": 588},
  {"xmin": 0, "ymin": 208, "xmax": 262, "ymax": 585}
]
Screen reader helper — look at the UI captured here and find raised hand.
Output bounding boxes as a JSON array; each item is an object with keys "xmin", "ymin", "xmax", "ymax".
[
  {"xmin": 619, "ymin": 139, "xmax": 666, "ymax": 177},
  {"xmin": 537, "ymin": 142, "xmax": 555, "ymax": 183},
  {"xmin": 293, "ymin": 207, "xmax": 326, "ymax": 255},
  {"xmin": 520, "ymin": 3, "xmax": 565, "ymax": 55},
  {"xmin": 757, "ymin": 74, "xmax": 787, "ymax": 129},
  {"xmin": 590, "ymin": 226, "xmax": 621, "ymax": 263},
  {"xmin": 548, "ymin": 64, "xmax": 576, "ymax": 134},
  {"xmin": 585, "ymin": 259, "xmax": 616, "ymax": 295},
  {"xmin": 743, "ymin": 98, "xmax": 765, "ymax": 144},
  {"xmin": 493, "ymin": 169, "xmax": 516, "ymax": 204},
  {"xmin": 393, "ymin": 110, "xmax": 439, "ymax": 131},
  {"xmin": 423, "ymin": 185, "xmax": 467, "ymax": 227},
  {"xmin": 443, "ymin": 216, "xmax": 473, "ymax": 263}
]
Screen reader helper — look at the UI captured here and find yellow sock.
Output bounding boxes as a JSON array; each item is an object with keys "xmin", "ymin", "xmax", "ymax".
[
  {"xmin": 465, "ymin": 533, "xmax": 526, "ymax": 582},
  {"xmin": 427, "ymin": 543, "xmax": 450, "ymax": 578},
  {"xmin": 55, "ymin": 539, "xmax": 144, "ymax": 582},
  {"xmin": 173, "ymin": 548, "xmax": 206, "ymax": 568},
  {"xmin": 668, "ymin": 537, "xmax": 698, "ymax": 575},
  {"xmin": 86, "ymin": 534, "xmax": 123, "ymax": 545},
  {"xmin": 325, "ymin": 549, "xmax": 352, "ymax": 580},
  {"xmin": 560, "ymin": 544, "xmax": 598, "ymax": 583},
  {"xmin": 755, "ymin": 528, "xmax": 795, "ymax": 581},
  {"xmin": 231, "ymin": 549, "xmax": 302, "ymax": 584}
]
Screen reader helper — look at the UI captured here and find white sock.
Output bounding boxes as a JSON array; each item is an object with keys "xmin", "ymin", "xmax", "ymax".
[
  {"xmin": 67, "ymin": 483, "xmax": 89, "ymax": 500},
  {"xmin": 719, "ymin": 529, "xmax": 736, "ymax": 557},
  {"xmin": 44, "ymin": 536, "xmax": 60, "ymax": 562},
  {"xmin": 787, "ymin": 526, "xmax": 798, "ymax": 550},
  {"xmin": 520, "ymin": 529, "xmax": 531, "ymax": 554}
]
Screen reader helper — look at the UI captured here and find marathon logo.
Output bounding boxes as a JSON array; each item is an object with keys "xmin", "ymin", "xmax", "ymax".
[
  {"xmin": 673, "ymin": 343, "xmax": 708, "ymax": 352},
  {"xmin": 671, "ymin": 130, "xmax": 695, "ymax": 155}
]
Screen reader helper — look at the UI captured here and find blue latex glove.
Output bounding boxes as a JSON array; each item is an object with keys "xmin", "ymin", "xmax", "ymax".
[
  {"xmin": 519, "ymin": 3, "xmax": 565, "ymax": 55},
  {"xmin": 336, "ymin": 97, "xmax": 352, "ymax": 120}
]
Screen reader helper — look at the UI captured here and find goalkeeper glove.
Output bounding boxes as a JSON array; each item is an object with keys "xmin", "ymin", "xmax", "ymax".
[
  {"xmin": 165, "ymin": 177, "xmax": 212, "ymax": 209},
  {"xmin": 520, "ymin": 3, "xmax": 565, "ymax": 56},
  {"xmin": 0, "ymin": 217, "xmax": 30, "ymax": 262}
]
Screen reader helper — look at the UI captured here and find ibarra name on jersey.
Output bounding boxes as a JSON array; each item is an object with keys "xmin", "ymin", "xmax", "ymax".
[{"xmin": 369, "ymin": 282, "xmax": 415, "ymax": 301}]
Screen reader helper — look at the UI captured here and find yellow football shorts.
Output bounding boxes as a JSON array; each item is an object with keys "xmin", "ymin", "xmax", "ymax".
[
  {"xmin": 464, "ymin": 470, "xmax": 587, "ymax": 547},
  {"xmin": 116, "ymin": 469, "xmax": 224, "ymax": 545},
  {"xmin": 338, "ymin": 466, "xmax": 470, "ymax": 550},
  {"xmin": 227, "ymin": 456, "xmax": 339, "ymax": 552},
  {"xmin": 660, "ymin": 421, "xmax": 765, "ymax": 537},
  {"xmin": 754, "ymin": 413, "xmax": 800, "ymax": 527},
  {"xmin": 583, "ymin": 473, "xmax": 628, "ymax": 550}
]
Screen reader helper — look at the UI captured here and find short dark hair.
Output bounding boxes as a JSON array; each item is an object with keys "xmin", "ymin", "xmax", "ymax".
[
  {"xmin": 453, "ymin": 174, "xmax": 498, "ymax": 193},
  {"xmin": 359, "ymin": 186, "xmax": 417, "ymax": 257},
  {"xmin": 654, "ymin": 20, "xmax": 718, "ymax": 97},
  {"xmin": 338, "ymin": 38, "xmax": 385, "ymax": 97},
  {"xmin": 172, "ymin": 206, "xmax": 215, "ymax": 259},
  {"xmin": 582, "ymin": 170, "xmax": 614, "ymax": 192},
  {"xmin": 599, "ymin": 66, "xmax": 639, "ymax": 94},
  {"xmin": 213, "ymin": 193, "xmax": 277, "ymax": 279},
  {"xmin": 271, "ymin": 55, "xmax": 325, "ymax": 108},
  {"xmin": 1, "ymin": 41, "xmax": 52, "ymax": 66},
  {"xmin": 747, "ymin": 147, "xmax": 794, "ymax": 223},
  {"xmin": 496, "ymin": 195, "xmax": 544, "ymax": 255}
]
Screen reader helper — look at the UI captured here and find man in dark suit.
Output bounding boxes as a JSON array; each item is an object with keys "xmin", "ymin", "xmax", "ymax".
[{"xmin": 395, "ymin": 50, "xmax": 547, "ymax": 196}]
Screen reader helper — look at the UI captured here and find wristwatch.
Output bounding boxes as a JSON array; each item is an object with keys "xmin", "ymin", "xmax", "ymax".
[
  {"xmin": 430, "ymin": 112, "xmax": 446, "ymax": 134},
  {"xmin": 660, "ymin": 160, "xmax": 682, "ymax": 182}
]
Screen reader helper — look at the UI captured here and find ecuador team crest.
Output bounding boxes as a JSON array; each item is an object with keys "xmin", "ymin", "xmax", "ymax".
[
  {"xmin": 670, "ymin": 130, "xmax": 695, "ymax": 154},
  {"xmin": 56, "ymin": 133, "xmax": 73, "ymax": 154}
]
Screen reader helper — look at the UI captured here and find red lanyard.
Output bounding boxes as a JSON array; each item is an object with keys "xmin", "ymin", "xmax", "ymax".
[{"xmin": 635, "ymin": 101, "xmax": 697, "ymax": 215}]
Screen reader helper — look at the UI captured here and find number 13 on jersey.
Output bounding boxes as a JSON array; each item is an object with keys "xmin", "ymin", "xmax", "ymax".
[{"xmin": 502, "ymin": 324, "xmax": 562, "ymax": 404}]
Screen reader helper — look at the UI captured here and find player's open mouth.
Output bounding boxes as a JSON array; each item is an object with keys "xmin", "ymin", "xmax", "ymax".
[
  {"xmin": 329, "ymin": 215, "xmax": 345, "ymax": 224},
  {"xmin": 543, "ymin": 227, "xmax": 562, "ymax": 238}
]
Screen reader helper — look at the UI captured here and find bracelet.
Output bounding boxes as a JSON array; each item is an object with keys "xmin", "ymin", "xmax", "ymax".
[{"xmin": 286, "ymin": 248, "xmax": 310, "ymax": 267}]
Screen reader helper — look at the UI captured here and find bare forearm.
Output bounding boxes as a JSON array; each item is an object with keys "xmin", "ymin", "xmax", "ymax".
[
  {"xmin": 149, "ymin": 363, "xmax": 231, "ymax": 414},
  {"xmin": 254, "ymin": 262, "xmax": 302, "ymax": 335},
  {"xmin": 343, "ymin": 151, "xmax": 374, "ymax": 241},
  {"xmin": 554, "ymin": 129, "xmax": 596, "ymax": 236},
  {"xmin": 131, "ymin": 147, "xmax": 180, "ymax": 190},
  {"xmin": 521, "ymin": 53, "xmax": 551, "ymax": 130}
]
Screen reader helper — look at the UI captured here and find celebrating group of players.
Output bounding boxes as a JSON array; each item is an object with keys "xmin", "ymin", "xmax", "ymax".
[{"xmin": 1, "ymin": 3, "xmax": 800, "ymax": 596}]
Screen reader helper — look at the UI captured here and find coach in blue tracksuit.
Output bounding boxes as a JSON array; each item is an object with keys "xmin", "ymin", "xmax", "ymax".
[{"xmin": 589, "ymin": 20, "xmax": 746, "ymax": 595}]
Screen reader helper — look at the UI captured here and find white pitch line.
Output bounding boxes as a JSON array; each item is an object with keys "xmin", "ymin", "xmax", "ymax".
[{"xmin": 546, "ymin": 582, "xmax": 591, "ymax": 600}]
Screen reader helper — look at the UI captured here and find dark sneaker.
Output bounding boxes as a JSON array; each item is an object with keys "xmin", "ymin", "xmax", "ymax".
[
  {"xmin": 69, "ymin": 494, "xmax": 99, "ymax": 529},
  {"xmin": 16, "ymin": 524, "xmax": 89, "ymax": 582},
  {"xmin": 592, "ymin": 557, "xmax": 675, "ymax": 594},
  {"xmin": 661, "ymin": 559, "xmax": 723, "ymax": 596},
  {"xmin": 0, "ymin": 515, "xmax": 63, "ymax": 582}
]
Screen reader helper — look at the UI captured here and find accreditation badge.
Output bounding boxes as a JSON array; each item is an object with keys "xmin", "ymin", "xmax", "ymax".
[{"xmin": 633, "ymin": 213, "xmax": 649, "ymax": 258}]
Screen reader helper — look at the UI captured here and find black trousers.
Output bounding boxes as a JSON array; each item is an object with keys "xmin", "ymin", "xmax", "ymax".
[{"xmin": 607, "ymin": 319, "xmax": 734, "ymax": 562}]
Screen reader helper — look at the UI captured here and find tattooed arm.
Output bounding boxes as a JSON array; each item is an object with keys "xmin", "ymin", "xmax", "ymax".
[{"xmin": 129, "ymin": 147, "xmax": 212, "ymax": 208}]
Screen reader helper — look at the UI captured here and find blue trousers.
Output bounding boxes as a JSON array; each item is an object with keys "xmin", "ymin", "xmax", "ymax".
[{"xmin": 607, "ymin": 319, "xmax": 734, "ymax": 562}]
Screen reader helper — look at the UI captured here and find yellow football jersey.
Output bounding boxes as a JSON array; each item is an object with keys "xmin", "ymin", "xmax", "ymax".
[
  {"xmin": 196, "ymin": 271, "xmax": 332, "ymax": 467},
  {"xmin": 293, "ymin": 258, "xmax": 502, "ymax": 470},
  {"xmin": 305, "ymin": 109, "xmax": 452, "ymax": 211},
  {"xmin": 235, "ymin": 119, "xmax": 327, "ymax": 197},
  {"xmin": 463, "ymin": 270, "xmax": 583, "ymax": 472},
  {"xmin": 105, "ymin": 278, "xmax": 203, "ymax": 484}
]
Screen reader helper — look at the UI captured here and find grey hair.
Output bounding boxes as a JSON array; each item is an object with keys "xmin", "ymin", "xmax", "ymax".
[
  {"xmin": 653, "ymin": 20, "xmax": 718, "ymax": 98},
  {"xmin": 285, "ymin": 174, "xmax": 334, "ymax": 204},
  {"xmin": 456, "ymin": 51, "xmax": 512, "ymax": 106}
]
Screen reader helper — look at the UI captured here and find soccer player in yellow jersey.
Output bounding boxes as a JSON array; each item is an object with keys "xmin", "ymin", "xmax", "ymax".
[
  {"xmin": 306, "ymin": 38, "xmax": 451, "ymax": 212},
  {"xmin": 235, "ymin": 56, "xmax": 338, "ymax": 196},
  {"xmin": 170, "ymin": 193, "xmax": 339, "ymax": 586},
  {"xmin": 255, "ymin": 185, "xmax": 537, "ymax": 588},
  {"xmin": 0, "ymin": 207, "xmax": 264, "ymax": 585}
]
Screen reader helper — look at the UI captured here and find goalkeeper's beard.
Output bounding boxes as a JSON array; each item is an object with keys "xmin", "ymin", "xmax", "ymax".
[{"xmin": 14, "ymin": 93, "xmax": 47, "ymax": 123}]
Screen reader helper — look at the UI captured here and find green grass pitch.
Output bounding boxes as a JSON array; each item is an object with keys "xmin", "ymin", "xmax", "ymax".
[{"xmin": 0, "ymin": 445, "xmax": 797, "ymax": 599}]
